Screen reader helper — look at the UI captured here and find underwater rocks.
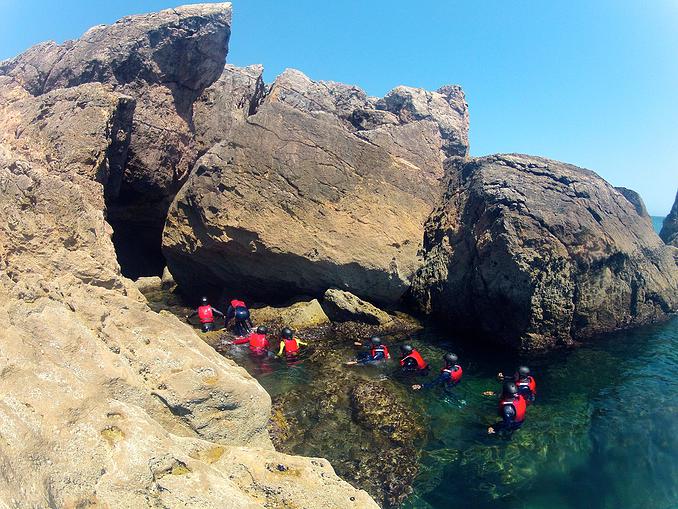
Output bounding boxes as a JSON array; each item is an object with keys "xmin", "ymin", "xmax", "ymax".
[
  {"xmin": 322, "ymin": 288, "xmax": 394, "ymax": 326},
  {"xmin": 411, "ymin": 154, "xmax": 678, "ymax": 351},
  {"xmin": 1, "ymin": 3, "xmax": 232, "ymax": 225},
  {"xmin": 660, "ymin": 189, "xmax": 678, "ymax": 248}
]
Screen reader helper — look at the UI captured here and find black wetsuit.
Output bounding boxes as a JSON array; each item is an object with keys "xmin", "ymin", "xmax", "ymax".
[{"xmin": 226, "ymin": 304, "xmax": 253, "ymax": 336}]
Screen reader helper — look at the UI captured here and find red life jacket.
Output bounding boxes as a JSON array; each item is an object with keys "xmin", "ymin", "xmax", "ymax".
[
  {"xmin": 230, "ymin": 299, "xmax": 246, "ymax": 309},
  {"xmin": 499, "ymin": 395, "xmax": 527, "ymax": 423},
  {"xmin": 248, "ymin": 333, "xmax": 268, "ymax": 353},
  {"xmin": 517, "ymin": 375, "xmax": 537, "ymax": 395},
  {"xmin": 442, "ymin": 364, "xmax": 463, "ymax": 384},
  {"xmin": 198, "ymin": 305, "xmax": 214, "ymax": 324},
  {"xmin": 370, "ymin": 345, "xmax": 390, "ymax": 359},
  {"xmin": 400, "ymin": 350, "xmax": 427, "ymax": 370},
  {"xmin": 284, "ymin": 338, "xmax": 300, "ymax": 355}
]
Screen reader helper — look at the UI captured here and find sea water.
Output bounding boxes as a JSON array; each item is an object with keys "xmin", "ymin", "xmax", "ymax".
[{"xmin": 200, "ymin": 216, "xmax": 677, "ymax": 508}]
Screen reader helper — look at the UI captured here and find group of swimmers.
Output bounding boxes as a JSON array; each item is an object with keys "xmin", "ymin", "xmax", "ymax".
[{"xmin": 187, "ymin": 297, "xmax": 537, "ymax": 436}]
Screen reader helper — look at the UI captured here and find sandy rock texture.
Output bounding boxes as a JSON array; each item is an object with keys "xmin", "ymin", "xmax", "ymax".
[
  {"xmin": 660, "ymin": 189, "xmax": 678, "ymax": 248},
  {"xmin": 0, "ymin": 7, "xmax": 377, "ymax": 508},
  {"xmin": 412, "ymin": 154, "xmax": 678, "ymax": 351},
  {"xmin": 163, "ymin": 68, "xmax": 470, "ymax": 305}
]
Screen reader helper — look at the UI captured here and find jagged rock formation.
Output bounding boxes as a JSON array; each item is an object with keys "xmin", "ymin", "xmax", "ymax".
[
  {"xmin": 660, "ymin": 189, "xmax": 678, "ymax": 247},
  {"xmin": 163, "ymin": 68, "xmax": 469, "ymax": 305},
  {"xmin": 0, "ymin": 5, "xmax": 377, "ymax": 508},
  {"xmin": 411, "ymin": 154, "xmax": 678, "ymax": 351}
]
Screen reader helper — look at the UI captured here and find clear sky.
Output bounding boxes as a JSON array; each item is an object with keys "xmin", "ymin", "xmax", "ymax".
[{"xmin": 1, "ymin": 0, "xmax": 676, "ymax": 215}]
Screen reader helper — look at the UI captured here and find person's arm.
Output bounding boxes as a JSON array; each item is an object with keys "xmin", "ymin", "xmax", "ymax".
[
  {"xmin": 296, "ymin": 338, "xmax": 308, "ymax": 347},
  {"xmin": 212, "ymin": 307, "xmax": 225, "ymax": 318},
  {"xmin": 356, "ymin": 351, "xmax": 383, "ymax": 365},
  {"xmin": 186, "ymin": 310, "xmax": 197, "ymax": 320},
  {"xmin": 232, "ymin": 336, "xmax": 250, "ymax": 345},
  {"xmin": 501, "ymin": 404, "xmax": 516, "ymax": 427},
  {"xmin": 277, "ymin": 342, "xmax": 285, "ymax": 357}
]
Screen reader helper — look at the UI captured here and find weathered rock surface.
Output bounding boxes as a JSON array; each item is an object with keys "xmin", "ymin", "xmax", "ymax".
[
  {"xmin": 412, "ymin": 154, "xmax": 678, "ymax": 351},
  {"xmin": 323, "ymin": 288, "xmax": 394, "ymax": 326},
  {"xmin": 163, "ymin": 98, "xmax": 446, "ymax": 305},
  {"xmin": 615, "ymin": 186, "xmax": 651, "ymax": 222},
  {"xmin": 1, "ymin": 3, "xmax": 232, "ymax": 232},
  {"xmin": 193, "ymin": 63, "xmax": 266, "ymax": 154},
  {"xmin": 0, "ymin": 35, "xmax": 376, "ymax": 509},
  {"xmin": 251, "ymin": 299, "xmax": 330, "ymax": 329},
  {"xmin": 134, "ymin": 275, "xmax": 163, "ymax": 294},
  {"xmin": 161, "ymin": 265, "xmax": 177, "ymax": 290},
  {"xmin": 660, "ymin": 189, "xmax": 678, "ymax": 247}
]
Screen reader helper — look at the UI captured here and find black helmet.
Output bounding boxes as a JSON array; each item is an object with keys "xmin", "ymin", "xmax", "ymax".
[
  {"xmin": 401, "ymin": 344, "xmax": 413, "ymax": 354},
  {"xmin": 518, "ymin": 366, "xmax": 531, "ymax": 377},
  {"xmin": 281, "ymin": 327, "xmax": 294, "ymax": 339},
  {"xmin": 257, "ymin": 326, "xmax": 268, "ymax": 334},
  {"xmin": 503, "ymin": 382, "xmax": 518, "ymax": 396},
  {"xmin": 201, "ymin": 296, "xmax": 208, "ymax": 304},
  {"xmin": 370, "ymin": 336, "xmax": 381, "ymax": 345},
  {"xmin": 444, "ymin": 353, "xmax": 458, "ymax": 364}
]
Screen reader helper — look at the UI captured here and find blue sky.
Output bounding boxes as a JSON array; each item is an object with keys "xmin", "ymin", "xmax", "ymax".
[{"xmin": 1, "ymin": 0, "xmax": 676, "ymax": 214}]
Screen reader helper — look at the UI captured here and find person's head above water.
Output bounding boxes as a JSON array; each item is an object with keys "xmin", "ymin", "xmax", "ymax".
[
  {"xmin": 502, "ymin": 381, "xmax": 518, "ymax": 397},
  {"xmin": 518, "ymin": 366, "xmax": 531, "ymax": 377},
  {"xmin": 370, "ymin": 336, "xmax": 381, "ymax": 345},
  {"xmin": 401, "ymin": 344, "xmax": 413, "ymax": 354},
  {"xmin": 201, "ymin": 296, "xmax": 208, "ymax": 304},
  {"xmin": 444, "ymin": 353, "xmax": 458, "ymax": 365},
  {"xmin": 281, "ymin": 327, "xmax": 294, "ymax": 339},
  {"xmin": 256, "ymin": 325, "xmax": 268, "ymax": 335}
]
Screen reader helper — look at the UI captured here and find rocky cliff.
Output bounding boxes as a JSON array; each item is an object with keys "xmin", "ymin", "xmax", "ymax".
[
  {"xmin": 660, "ymin": 189, "xmax": 678, "ymax": 247},
  {"xmin": 0, "ymin": 4, "xmax": 377, "ymax": 507},
  {"xmin": 163, "ymin": 68, "xmax": 470, "ymax": 305},
  {"xmin": 411, "ymin": 155, "xmax": 678, "ymax": 350}
]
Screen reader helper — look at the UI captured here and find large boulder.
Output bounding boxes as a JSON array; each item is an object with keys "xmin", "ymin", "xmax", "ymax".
[
  {"xmin": 411, "ymin": 154, "xmax": 678, "ymax": 351},
  {"xmin": 163, "ymin": 99, "xmax": 444, "ymax": 305},
  {"xmin": 0, "ymin": 33, "xmax": 376, "ymax": 509},
  {"xmin": 322, "ymin": 289, "xmax": 394, "ymax": 326},
  {"xmin": 1, "ymin": 3, "xmax": 232, "ymax": 226},
  {"xmin": 660, "ymin": 189, "xmax": 678, "ymax": 247}
]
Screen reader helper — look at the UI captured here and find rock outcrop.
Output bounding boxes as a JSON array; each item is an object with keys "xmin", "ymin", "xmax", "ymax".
[
  {"xmin": 411, "ymin": 154, "xmax": 678, "ymax": 351},
  {"xmin": 660, "ymin": 189, "xmax": 678, "ymax": 247},
  {"xmin": 0, "ymin": 8, "xmax": 377, "ymax": 508},
  {"xmin": 322, "ymin": 289, "xmax": 394, "ymax": 326},
  {"xmin": 163, "ymin": 68, "xmax": 469, "ymax": 305},
  {"xmin": 615, "ymin": 186, "xmax": 651, "ymax": 222},
  {"xmin": 251, "ymin": 299, "xmax": 331, "ymax": 330}
]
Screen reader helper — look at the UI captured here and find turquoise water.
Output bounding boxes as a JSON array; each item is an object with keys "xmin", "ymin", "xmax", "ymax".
[{"xmin": 220, "ymin": 216, "xmax": 677, "ymax": 508}]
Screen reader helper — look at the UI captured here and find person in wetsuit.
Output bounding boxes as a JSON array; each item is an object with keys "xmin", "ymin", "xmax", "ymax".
[
  {"xmin": 231, "ymin": 325, "xmax": 270, "ymax": 356},
  {"xmin": 488, "ymin": 381, "xmax": 527, "ymax": 436},
  {"xmin": 346, "ymin": 336, "xmax": 391, "ymax": 365},
  {"xmin": 485, "ymin": 366, "xmax": 537, "ymax": 404},
  {"xmin": 399, "ymin": 344, "xmax": 430, "ymax": 375},
  {"xmin": 186, "ymin": 297, "xmax": 224, "ymax": 333},
  {"xmin": 412, "ymin": 353, "xmax": 462, "ymax": 391},
  {"xmin": 226, "ymin": 298, "xmax": 253, "ymax": 336},
  {"xmin": 276, "ymin": 327, "xmax": 308, "ymax": 358}
]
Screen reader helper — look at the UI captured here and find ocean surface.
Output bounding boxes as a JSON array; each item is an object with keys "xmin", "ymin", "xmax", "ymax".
[{"xmin": 220, "ymin": 215, "xmax": 677, "ymax": 509}]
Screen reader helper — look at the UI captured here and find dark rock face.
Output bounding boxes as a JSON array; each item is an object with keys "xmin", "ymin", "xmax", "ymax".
[
  {"xmin": 615, "ymin": 187, "xmax": 651, "ymax": 221},
  {"xmin": 660, "ymin": 190, "xmax": 678, "ymax": 247},
  {"xmin": 411, "ymin": 154, "xmax": 678, "ymax": 351},
  {"xmin": 163, "ymin": 69, "xmax": 469, "ymax": 304},
  {"xmin": 1, "ymin": 3, "xmax": 232, "ymax": 230}
]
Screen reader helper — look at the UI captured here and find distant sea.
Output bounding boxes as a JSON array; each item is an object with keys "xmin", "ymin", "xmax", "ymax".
[{"xmin": 652, "ymin": 216, "xmax": 665, "ymax": 234}]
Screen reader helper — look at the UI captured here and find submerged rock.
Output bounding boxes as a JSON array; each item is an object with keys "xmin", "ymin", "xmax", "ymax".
[
  {"xmin": 412, "ymin": 154, "xmax": 678, "ymax": 351},
  {"xmin": 660, "ymin": 189, "xmax": 678, "ymax": 248},
  {"xmin": 322, "ymin": 288, "xmax": 394, "ymax": 326}
]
